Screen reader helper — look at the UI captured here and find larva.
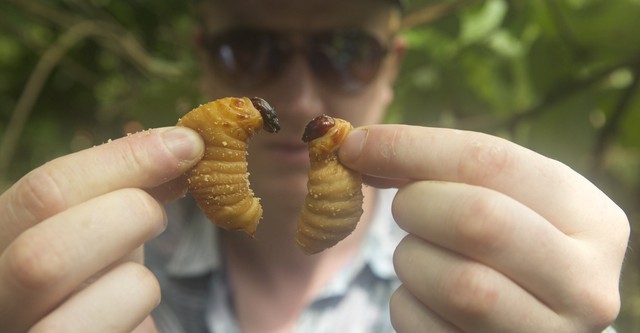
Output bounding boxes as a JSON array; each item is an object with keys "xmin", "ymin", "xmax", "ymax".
[
  {"xmin": 177, "ymin": 97, "xmax": 280, "ymax": 237},
  {"xmin": 296, "ymin": 115, "xmax": 364, "ymax": 254}
]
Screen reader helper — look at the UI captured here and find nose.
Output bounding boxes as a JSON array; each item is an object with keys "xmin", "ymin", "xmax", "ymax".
[{"xmin": 265, "ymin": 54, "xmax": 326, "ymax": 131}]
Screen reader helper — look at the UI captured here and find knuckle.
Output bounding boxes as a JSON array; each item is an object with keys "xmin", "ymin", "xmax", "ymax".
[
  {"xmin": 444, "ymin": 264, "xmax": 499, "ymax": 319},
  {"xmin": 118, "ymin": 139, "xmax": 148, "ymax": 178},
  {"xmin": 121, "ymin": 262, "xmax": 161, "ymax": 305},
  {"xmin": 371, "ymin": 126, "xmax": 408, "ymax": 173},
  {"xmin": 389, "ymin": 285, "xmax": 403, "ymax": 304},
  {"xmin": 392, "ymin": 235, "xmax": 418, "ymax": 280},
  {"xmin": 17, "ymin": 167, "xmax": 68, "ymax": 221},
  {"xmin": 457, "ymin": 137, "xmax": 510, "ymax": 184},
  {"xmin": 388, "ymin": 286, "xmax": 405, "ymax": 325},
  {"xmin": 119, "ymin": 188, "xmax": 166, "ymax": 236},
  {"xmin": 453, "ymin": 192, "xmax": 509, "ymax": 251},
  {"xmin": 587, "ymin": 292, "xmax": 621, "ymax": 329},
  {"xmin": 610, "ymin": 205, "xmax": 630, "ymax": 247},
  {"xmin": 6, "ymin": 230, "xmax": 67, "ymax": 290},
  {"xmin": 117, "ymin": 132, "xmax": 180, "ymax": 184},
  {"xmin": 29, "ymin": 320, "xmax": 73, "ymax": 333},
  {"xmin": 378, "ymin": 127, "xmax": 402, "ymax": 162},
  {"xmin": 389, "ymin": 287, "xmax": 416, "ymax": 333},
  {"xmin": 568, "ymin": 281, "xmax": 621, "ymax": 330}
]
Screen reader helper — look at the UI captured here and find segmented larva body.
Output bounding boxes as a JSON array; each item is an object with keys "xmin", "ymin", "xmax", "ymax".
[
  {"xmin": 177, "ymin": 97, "xmax": 279, "ymax": 237},
  {"xmin": 296, "ymin": 115, "xmax": 364, "ymax": 254}
]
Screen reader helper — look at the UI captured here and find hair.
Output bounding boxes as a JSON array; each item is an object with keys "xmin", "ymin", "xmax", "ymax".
[
  {"xmin": 192, "ymin": 0, "xmax": 403, "ymax": 29},
  {"xmin": 193, "ymin": 0, "xmax": 403, "ymax": 7},
  {"xmin": 192, "ymin": 0, "xmax": 404, "ymax": 15}
]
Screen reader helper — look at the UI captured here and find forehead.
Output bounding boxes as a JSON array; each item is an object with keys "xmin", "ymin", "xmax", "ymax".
[{"xmin": 198, "ymin": 0, "xmax": 399, "ymax": 36}]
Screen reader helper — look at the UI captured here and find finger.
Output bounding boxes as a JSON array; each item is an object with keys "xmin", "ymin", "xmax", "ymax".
[
  {"xmin": 392, "ymin": 181, "xmax": 590, "ymax": 313},
  {"xmin": 146, "ymin": 173, "xmax": 189, "ymax": 204},
  {"xmin": 393, "ymin": 235, "xmax": 566, "ymax": 332},
  {"xmin": 29, "ymin": 262, "xmax": 160, "ymax": 333},
  {"xmin": 0, "ymin": 126, "xmax": 202, "ymax": 248},
  {"xmin": 390, "ymin": 286, "xmax": 462, "ymax": 333},
  {"xmin": 0, "ymin": 188, "xmax": 165, "ymax": 332},
  {"xmin": 338, "ymin": 125, "xmax": 628, "ymax": 239},
  {"xmin": 361, "ymin": 174, "xmax": 410, "ymax": 189},
  {"xmin": 132, "ymin": 316, "xmax": 158, "ymax": 333}
]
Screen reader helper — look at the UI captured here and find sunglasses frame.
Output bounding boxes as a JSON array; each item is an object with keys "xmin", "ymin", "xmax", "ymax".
[{"xmin": 202, "ymin": 26, "xmax": 392, "ymax": 93}]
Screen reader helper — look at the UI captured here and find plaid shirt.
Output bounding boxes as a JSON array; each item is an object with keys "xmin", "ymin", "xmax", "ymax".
[
  {"xmin": 145, "ymin": 189, "xmax": 620, "ymax": 333},
  {"xmin": 146, "ymin": 189, "xmax": 405, "ymax": 333}
]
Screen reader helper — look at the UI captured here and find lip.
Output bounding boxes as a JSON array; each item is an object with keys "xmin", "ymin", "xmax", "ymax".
[{"xmin": 264, "ymin": 139, "xmax": 309, "ymax": 166}]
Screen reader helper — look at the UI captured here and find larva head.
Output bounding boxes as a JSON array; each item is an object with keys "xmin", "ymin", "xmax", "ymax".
[
  {"xmin": 250, "ymin": 97, "xmax": 280, "ymax": 133},
  {"xmin": 302, "ymin": 115, "xmax": 336, "ymax": 143}
]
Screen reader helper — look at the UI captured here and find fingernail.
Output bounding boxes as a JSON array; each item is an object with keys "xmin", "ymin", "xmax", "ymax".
[
  {"xmin": 162, "ymin": 127, "xmax": 203, "ymax": 162},
  {"xmin": 339, "ymin": 128, "xmax": 367, "ymax": 163}
]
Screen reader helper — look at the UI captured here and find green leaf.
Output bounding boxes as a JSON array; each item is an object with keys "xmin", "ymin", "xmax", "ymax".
[{"xmin": 460, "ymin": 0, "xmax": 508, "ymax": 44}]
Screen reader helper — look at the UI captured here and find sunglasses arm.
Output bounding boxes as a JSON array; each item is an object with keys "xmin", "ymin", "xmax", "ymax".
[{"xmin": 386, "ymin": 35, "xmax": 407, "ymax": 83}]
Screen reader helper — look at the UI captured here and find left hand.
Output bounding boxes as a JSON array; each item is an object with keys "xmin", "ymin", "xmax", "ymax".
[{"xmin": 339, "ymin": 124, "xmax": 629, "ymax": 332}]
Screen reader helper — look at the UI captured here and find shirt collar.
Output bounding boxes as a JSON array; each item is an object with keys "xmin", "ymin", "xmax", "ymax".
[
  {"xmin": 166, "ymin": 208, "xmax": 221, "ymax": 277},
  {"xmin": 166, "ymin": 188, "xmax": 404, "ymax": 280},
  {"xmin": 361, "ymin": 188, "xmax": 406, "ymax": 280}
]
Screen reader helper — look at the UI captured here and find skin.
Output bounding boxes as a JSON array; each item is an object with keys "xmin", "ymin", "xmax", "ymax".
[
  {"xmin": 0, "ymin": 0, "xmax": 630, "ymax": 332},
  {"xmin": 195, "ymin": 2, "xmax": 404, "ymax": 331},
  {"xmin": 0, "ymin": 127, "xmax": 202, "ymax": 332}
]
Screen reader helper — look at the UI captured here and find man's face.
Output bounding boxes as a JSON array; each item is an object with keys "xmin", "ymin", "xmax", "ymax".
[{"xmin": 196, "ymin": 0, "xmax": 403, "ymax": 212}]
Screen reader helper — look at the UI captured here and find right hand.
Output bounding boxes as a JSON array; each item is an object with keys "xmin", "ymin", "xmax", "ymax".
[{"xmin": 0, "ymin": 127, "xmax": 204, "ymax": 333}]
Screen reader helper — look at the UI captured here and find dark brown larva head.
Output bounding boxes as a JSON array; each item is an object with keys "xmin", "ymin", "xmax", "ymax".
[
  {"xmin": 250, "ymin": 97, "xmax": 280, "ymax": 133},
  {"xmin": 302, "ymin": 115, "xmax": 336, "ymax": 143}
]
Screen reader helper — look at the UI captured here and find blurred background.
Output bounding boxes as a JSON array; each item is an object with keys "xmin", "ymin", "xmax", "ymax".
[{"xmin": 1, "ymin": 0, "xmax": 638, "ymax": 330}]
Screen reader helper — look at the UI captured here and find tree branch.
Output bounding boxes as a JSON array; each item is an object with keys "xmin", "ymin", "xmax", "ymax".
[
  {"xmin": 0, "ymin": 22, "xmax": 106, "ymax": 183},
  {"xmin": 543, "ymin": 0, "xmax": 587, "ymax": 58},
  {"xmin": 7, "ymin": 0, "xmax": 79, "ymax": 28},
  {"xmin": 0, "ymin": 13, "xmax": 100, "ymax": 87},
  {"xmin": 7, "ymin": 0, "xmax": 182, "ymax": 78},
  {"xmin": 401, "ymin": 0, "xmax": 478, "ymax": 30},
  {"xmin": 456, "ymin": 54, "xmax": 640, "ymax": 131},
  {"xmin": 0, "ymin": 17, "xmax": 182, "ymax": 183},
  {"xmin": 592, "ymin": 62, "xmax": 640, "ymax": 173}
]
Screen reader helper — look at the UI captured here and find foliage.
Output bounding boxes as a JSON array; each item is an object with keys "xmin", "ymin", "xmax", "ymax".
[
  {"xmin": 395, "ymin": 1, "xmax": 640, "ymax": 331},
  {"xmin": 0, "ymin": 0, "xmax": 201, "ymax": 184},
  {"xmin": 1, "ymin": 0, "xmax": 639, "ymax": 330}
]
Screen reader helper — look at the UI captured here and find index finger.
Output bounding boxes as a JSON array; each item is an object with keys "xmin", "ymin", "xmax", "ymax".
[
  {"xmin": 0, "ymin": 127, "xmax": 204, "ymax": 249},
  {"xmin": 338, "ymin": 124, "xmax": 627, "ymax": 237},
  {"xmin": 339, "ymin": 125, "xmax": 535, "ymax": 186}
]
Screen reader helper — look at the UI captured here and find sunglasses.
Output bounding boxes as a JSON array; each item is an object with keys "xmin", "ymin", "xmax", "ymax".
[{"xmin": 202, "ymin": 27, "xmax": 390, "ymax": 92}]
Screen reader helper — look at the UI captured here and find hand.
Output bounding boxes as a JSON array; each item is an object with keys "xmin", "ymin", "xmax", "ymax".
[
  {"xmin": 339, "ymin": 125, "xmax": 630, "ymax": 332},
  {"xmin": 0, "ymin": 127, "xmax": 204, "ymax": 333}
]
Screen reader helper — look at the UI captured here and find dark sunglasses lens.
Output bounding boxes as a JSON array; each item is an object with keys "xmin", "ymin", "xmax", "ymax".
[
  {"xmin": 206, "ymin": 29, "xmax": 284, "ymax": 88},
  {"xmin": 309, "ymin": 31, "xmax": 387, "ymax": 91}
]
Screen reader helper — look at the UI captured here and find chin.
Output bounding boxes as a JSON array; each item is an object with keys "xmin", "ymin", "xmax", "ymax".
[{"xmin": 251, "ymin": 171, "xmax": 308, "ymax": 211}]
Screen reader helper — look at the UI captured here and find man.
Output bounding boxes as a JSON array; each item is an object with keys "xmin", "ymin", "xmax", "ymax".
[{"xmin": 0, "ymin": 0, "xmax": 629, "ymax": 332}]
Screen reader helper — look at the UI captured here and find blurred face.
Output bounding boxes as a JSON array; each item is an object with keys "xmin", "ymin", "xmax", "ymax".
[{"xmin": 196, "ymin": 0, "xmax": 403, "ymax": 212}]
